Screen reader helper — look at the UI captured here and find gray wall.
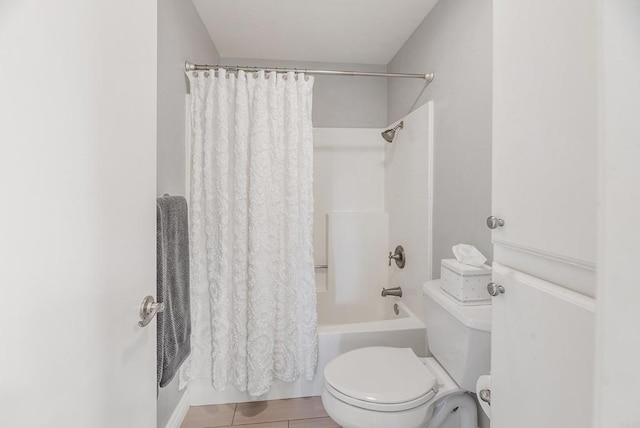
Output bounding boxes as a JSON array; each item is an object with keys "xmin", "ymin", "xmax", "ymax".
[
  {"xmin": 157, "ymin": 0, "xmax": 220, "ymax": 197},
  {"xmin": 388, "ymin": 0, "xmax": 493, "ymax": 277},
  {"xmin": 157, "ymin": 0, "xmax": 219, "ymax": 425},
  {"xmin": 220, "ymin": 58, "xmax": 388, "ymax": 128}
]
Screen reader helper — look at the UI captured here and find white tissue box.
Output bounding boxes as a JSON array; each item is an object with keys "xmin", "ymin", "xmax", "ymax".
[{"xmin": 440, "ymin": 259, "xmax": 492, "ymax": 305}]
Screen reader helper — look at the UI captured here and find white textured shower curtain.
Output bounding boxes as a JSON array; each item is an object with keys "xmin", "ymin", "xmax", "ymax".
[{"xmin": 180, "ymin": 69, "xmax": 318, "ymax": 396}]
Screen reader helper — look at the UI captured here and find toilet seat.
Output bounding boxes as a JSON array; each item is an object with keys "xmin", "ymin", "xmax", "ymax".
[
  {"xmin": 323, "ymin": 347, "xmax": 439, "ymax": 412},
  {"xmin": 324, "ymin": 380, "xmax": 437, "ymax": 412}
]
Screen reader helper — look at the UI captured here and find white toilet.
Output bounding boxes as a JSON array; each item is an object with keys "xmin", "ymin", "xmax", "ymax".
[{"xmin": 321, "ymin": 279, "xmax": 491, "ymax": 428}]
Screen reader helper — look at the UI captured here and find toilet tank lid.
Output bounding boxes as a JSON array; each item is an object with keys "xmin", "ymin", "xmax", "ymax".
[{"xmin": 423, "ymin": 280, "xmax": 492, "ymax": 332}]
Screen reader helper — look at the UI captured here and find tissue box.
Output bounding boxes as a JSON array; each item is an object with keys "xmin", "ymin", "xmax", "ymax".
[{"xmin": 440, "ymin": 259, "xmax": 492, "ymax": 305}]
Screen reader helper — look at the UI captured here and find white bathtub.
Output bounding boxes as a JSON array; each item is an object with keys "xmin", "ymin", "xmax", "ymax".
[{"xmin": 189, "ymin": 298, "xmax": 426, "ymax": 405}]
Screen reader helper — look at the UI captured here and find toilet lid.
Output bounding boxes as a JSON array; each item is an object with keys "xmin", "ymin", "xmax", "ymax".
[{"xmin": 324, "ymin": 347, "xmax": 437, "ymax": 405}]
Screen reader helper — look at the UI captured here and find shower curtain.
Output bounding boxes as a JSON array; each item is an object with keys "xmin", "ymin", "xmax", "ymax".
[{"xmin": 180, "ymin": 69, "xmax": 317, "ymax": 396}]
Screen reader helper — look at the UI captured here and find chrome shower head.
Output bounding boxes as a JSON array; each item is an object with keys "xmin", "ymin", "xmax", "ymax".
[{"xmin": 381, "ymin": 121, "xmax": 404, "ymax": 143}]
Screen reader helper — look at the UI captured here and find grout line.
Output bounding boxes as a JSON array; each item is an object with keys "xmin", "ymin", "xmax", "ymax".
[{"xmin": 230, "ymin": 403, "xmax": 237, "ymax": 426}]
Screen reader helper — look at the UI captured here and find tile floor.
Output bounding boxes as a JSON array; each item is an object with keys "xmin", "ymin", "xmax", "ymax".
[{"xmin": 181, "ymin": 396, "xmax": 340, "ymax": 428}]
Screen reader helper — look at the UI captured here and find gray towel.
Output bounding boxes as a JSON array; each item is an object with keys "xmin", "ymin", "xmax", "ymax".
[{"xmin": 157, "ymin": 196, "xmax": 190, "ymax": 388}]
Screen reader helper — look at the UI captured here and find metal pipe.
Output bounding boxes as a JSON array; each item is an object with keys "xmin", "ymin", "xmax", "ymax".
[{"xmin": 185, "ymin": 61, "xmax": 434, "ymax": 82}]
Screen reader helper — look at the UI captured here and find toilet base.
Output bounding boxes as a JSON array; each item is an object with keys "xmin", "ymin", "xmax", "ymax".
[{"xmin": 428, "ymin": 393, "xmax": 478, "ymax": 428}]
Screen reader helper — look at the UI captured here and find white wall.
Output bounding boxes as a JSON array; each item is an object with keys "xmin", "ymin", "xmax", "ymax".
[
  {"xmin": 157, "ymin": 0, "xmax": 220, "ymax": 425},
  {"xmin": 385, "ymin": 103, "xmax": 433, "ymax": 320},
  {"xmin": 387, "ymin": 0, "xmax": 493, "ymax": 277},
  {"xmin": 595, "ymin": 1, "xmax": 640, "ymax": 426},
  {"xmin": 220, "ymin": 58, "xmax": 388, "ymax": 128}
]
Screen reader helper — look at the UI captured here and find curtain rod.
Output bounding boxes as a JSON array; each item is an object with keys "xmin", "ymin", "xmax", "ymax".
[{"xmin": 185, "ymin": 61, "xmax": 434, "ymax": 82}]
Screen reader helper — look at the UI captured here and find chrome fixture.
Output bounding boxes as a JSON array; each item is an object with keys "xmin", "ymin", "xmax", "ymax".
[
  {"xmin": 138, "ymin": 295, "xmax": 165, "ymax": 327},
  {"xmin": 479, "ymin": 389, "xmax": 491, "ymax": 406},
  {"xmin": 382, "ymin": 286, "xmax": 403, "ymax": 297},
  {"xmin": 185, "ymin": 62, "xmax": 435, "ymax": 81},
  {"xmin": 393, "ymin": 303, "xmax": 400, "ymax": 315},
  {"xmin": 381, "ymin": 121, "xmax": 404, "ymax": 143},
  {"xmin": 486, "ymin": 216, "xmax": 505, "ymax": 229},
  {"xmin": 314, "ymin": 264, "xmax": 328, "ymax": 270},
  {"xmin": 388, "ymin": 245, "xmax": 406, "ymax": 268},
  {"xmin": 487, "ymin": 282, "xmax": 505, "ymax": 297}
]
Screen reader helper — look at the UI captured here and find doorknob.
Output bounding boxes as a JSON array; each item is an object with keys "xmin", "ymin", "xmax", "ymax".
[
  {"xmin": 138, "ymin": 295, "xmax": 164, "ymax": 327},
  {"xmin": 486, "ymin": 216, "xmax": 505, "ymax": 229},
  {"xmin": 487, "ymin": 282, "xmax": 505, "ymax": 297},
  {"xmin": 479, "ymin": 389, "xmax": 491, "ymax": 405}
]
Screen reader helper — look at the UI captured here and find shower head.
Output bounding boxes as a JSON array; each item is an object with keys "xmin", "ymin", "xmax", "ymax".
[{"xmin": 381, "ymin": 121, "xmax": 404, "ymax": 143}]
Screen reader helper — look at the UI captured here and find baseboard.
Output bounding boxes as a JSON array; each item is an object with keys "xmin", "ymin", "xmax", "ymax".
[{"xmin": 165, "ymin": 388, "xmax": 190, "ymax": 428}]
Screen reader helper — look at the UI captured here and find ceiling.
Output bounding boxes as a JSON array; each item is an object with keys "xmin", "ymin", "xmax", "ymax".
[{"xmin": 192, "ymin": 0, "xmax": 439, "ymax": 65}]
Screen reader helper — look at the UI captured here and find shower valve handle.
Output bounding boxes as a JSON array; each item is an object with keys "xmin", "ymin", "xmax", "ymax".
[
  {"xmin": 388, "ymin": 252, "xmax": 398, "ymax": 266},
  {"xmin": 388, "ymin": 245, "xmax": 406, "ymax": 269}
]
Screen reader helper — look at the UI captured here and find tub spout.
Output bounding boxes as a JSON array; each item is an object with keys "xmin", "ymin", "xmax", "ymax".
[{"xmin": 381, "ymin": 286, "xmax": 402, "ymax": 297}]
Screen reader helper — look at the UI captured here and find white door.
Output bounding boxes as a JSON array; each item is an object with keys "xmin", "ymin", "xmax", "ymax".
[
  {"xmin": 490, "ymin": 264, "xmax": 595, "ymax": 428},
  {"xmin": 0, "ymin": 1, "xmax": 157, "ymax": 427},
  {"xmin": 491, "ymin": 0, "xmax": 598, "ymax": 296},
  {"xmin": 491, "ymin": 1, "xmax": 598, "ymax": 427}
]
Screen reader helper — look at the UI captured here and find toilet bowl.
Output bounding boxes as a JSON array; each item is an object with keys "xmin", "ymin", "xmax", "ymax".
[
  {"xmin": 321, "ymin": 279, "xmax": 492, "ymax": 428},
  {"xmin": 322, "ymin": 347, "xmax": 478, "ymax": 428}
]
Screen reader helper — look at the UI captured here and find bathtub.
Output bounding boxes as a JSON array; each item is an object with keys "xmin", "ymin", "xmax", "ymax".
[{"xmin": 189, "ymin": 298, "xmax": 426, "ymax": 405}]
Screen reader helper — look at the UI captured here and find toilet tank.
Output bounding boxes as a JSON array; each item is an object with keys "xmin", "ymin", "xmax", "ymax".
[{"xmin": 423, "ymin": 279, "xmax": 491, "ymax": 392}]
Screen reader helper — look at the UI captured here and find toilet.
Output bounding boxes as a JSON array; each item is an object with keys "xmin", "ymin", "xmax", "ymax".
[{"xmin": 321, "ymin": 279, "xmax": 491, "ymax": 428}]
